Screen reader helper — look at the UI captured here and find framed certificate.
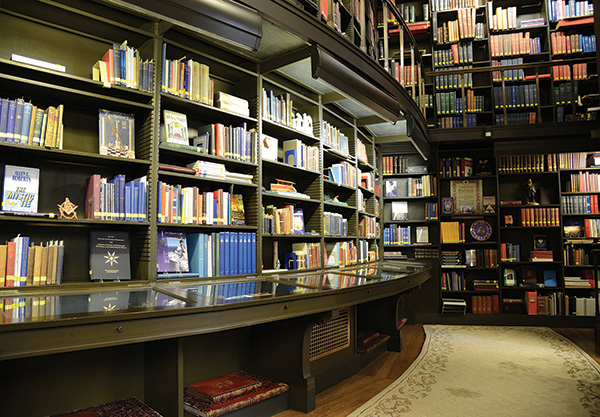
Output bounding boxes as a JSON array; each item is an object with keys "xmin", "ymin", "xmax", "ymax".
[{"xmin": 451, "ymin": 179, "xmax": 483, "ymax": 214}]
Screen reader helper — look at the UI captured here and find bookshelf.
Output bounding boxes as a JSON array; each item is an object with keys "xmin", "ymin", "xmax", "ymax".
[
  {"xmin": 0, "ymin": 1, "xmax": 433, "ymax": 416},
  {"xmin": 378, "ymin": 0, "xmax": 599, "ymax": 129},
  {"xmin": 437, "ymin": 147, "xmax": 499, "ymax": 314}
]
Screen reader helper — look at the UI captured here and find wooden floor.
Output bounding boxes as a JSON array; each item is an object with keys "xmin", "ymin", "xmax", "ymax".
[{"xmin": 274, "ymin": 325, "xmax": 600, "ymax": 417}]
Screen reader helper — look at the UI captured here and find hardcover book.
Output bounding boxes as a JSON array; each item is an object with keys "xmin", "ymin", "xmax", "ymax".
[
  {"xmin": 98, "ymin": 109, "xmax": 135, "ymax": 158},
  {"xmin": 89, "ymin": 230, "xmax": 131, "ymax": 281},
  {"xmin": 1, "ymin": 165, "xmax": 40, "ymax": 213},
  {"xmin": 156, "ymin": 230, "xmax": 189, "ymax": 273},
  {"xmin": 50, "ymin": 397, "xmax": 162, "ymax": 417},
  {"xmin": 231, "ymin": 194, "xmax": 246, "ymax": 226},
  {"xmin": 186, "ymin": 372, "xmax": 263, "ymax": 403},
  {"xmin": 163, "ymin": 109, "xmax": 189, "ymax": 145},
  {"xmin": 184, "ymin": 372, "xmax": 288, "ymax": 417}
]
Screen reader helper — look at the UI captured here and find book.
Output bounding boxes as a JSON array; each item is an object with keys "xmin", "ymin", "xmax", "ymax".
[
  {"xmin": 391, "ymin": 201, "xmax": 408, "ymax": 221},
  {"xmin": 163, "ymin": 109, "xmax": 189, "ymax": 145},
  {"xmin": 231, "ymin": 194, "xmax": 246, "ymax": 226},
  {"xmin": 1, "ymin": 165, "xmax": 40, "ymax": 213},
  {"xmin": 89, "ymin": 230, "xmax": 131, "ymax": 281},
  {"xmin": 186, "ymin": 372, "xmax": 263, "ymax": 403},
  {"xmin": 184, "ymin": 372, "xmax": 288, "ymax": 417},
  {"xmin": 50, "ymin": 397, "xmax": 162, "ymax": 417},
  {"xmin": 98, "ymin": 109, "xmax": 135, "ymax": 158},
  {"xmin": 156, "ymin": 230, "xmax": 189, "ymax": 273}
]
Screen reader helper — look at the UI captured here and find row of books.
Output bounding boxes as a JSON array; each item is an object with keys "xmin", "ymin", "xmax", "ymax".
[
  {"xmin": 466, "ymin": 248, "xmax": 498, "ymax": 267},
  {"xmin": 563, "ymin": 246, "xmax": 590, "ymax": 266},
  {"xmin": 441, "ymin": 221, "xmax": 465, "ymax": 243},
  {"xmin": 385, "ymin": 175, "xmax": 436, "ymax": 198},
  {"xmin": 437, "ymin": 115, "xmax": 478, "ymax": 128},
  {"xmin": 289, "ymin": 241, "xmax": 322, "ymax": 270},
  {"xmin": 262, "ymin": 204, "xmax": 305, "ymax": 235},
  {"xmin": 487, "ymin": 5, "xmax": 519, "ymax": 31},
  {"xmin": 497, "ymin": 154, "xmax": 557, "ymax": 173},
  {"xmin": 431, "ymin": 0, "xmax": 478, "ymax": 12},
  {"xmin": 434, "ymin": 67, "xmax": 473, "ymax": 90},
  {"xmin": 515, "ymin": 207, "xmax": 560, "ymax": 227},
  {"xmin": 554, "ymin": 81, "xmax": 578, "ymax": 105},
  {"xmin": 434, "ymin": 43, "xmax": 473, "ymax": 67},
  {"xmin": 358, "ymin": 215, "xmax": 378, "ymax": 238},
  {"xmin": 441, "ymin": 270, "xmax": 466, "ymax": 291},
  {"xmin": 500, "ymin": 242, "xmax": 521, "ymax": 262},
  {"xmin": 85, "ymin": 174, "xmax": 148, "ymax": 221},
  {"xmin": 326, "ymin": 161, "xmax": 357, "ymax": 187},
  {"xmin": 356, "ymin": 139, "xmax": 369, "ymax": 165},
  {"xmin": 551, "ymin": 32, "xmax": 596, "ymax": 55},
  {"xmin": 562, "ymin": 194, "xmax": 599, "ymax": 214},
  {"xmin": 493, "ymin": 84, "xmax": 538, "ymax": 109},
  {"xmin": 490, "ymin": 33, "xmax": 542, "ymax": 57},
  {"xmin": 0, "ymin": 238, "xmax": 63, "ymax": 287},
  {"xmin": 324, "ymin": 212, "xmax": 349, "ymax": 237},
  {"xmin": 439, "ymin": 156, "xmax": 473, "ymax": 178},
  {"xmin": 465, "ymin": 90, "xmax": 484, "ymax": 113},
  {"xmin": 381, "ymin": 155, "xmax": 411, "ymax": 175},
  {"xmin": 553, "ymin": 62, "xmax": 588, "ymax": 81},
  {"xmin": 283, "ymin": 139, "xmax": 320, "ymax": 171},
  {"xmin": 546, "ymin": 0, "xmax": 594, "ymax": 21},
  {"xmin": 558, "ymin": 152, "xmax": 589, "ymax": 169},
  {"xmin": 157, "ymin": 231, "xmax": 257, "ymax": 278},
  {"xmin": 161, "ymin": 43, "xmax": 212, "ymax": 105},
  {"xmin": 0, "ymin": 98, "xmax": 63, "ymax": 149},
  {"xmin": 187, "ymin": 122, "xmax": 253, "ymax": 163},
  {"xmin": 492, "ymin": 58, "xmax": 525, "ymax": 82},
  {"xmin": 384, "ymin": 225, "xmax": 410, "ymax": 246},
  {"xmin": 472, "ymin": 294, "xmax": 500, "ymax": 314},
  {"xmin": 322, "ymin": 121, "xmax": 350, "ymax": 157},
  {"xmin": 390, "ymin": 62, "xmax": 419, "ymax": 88},
  {"xmin": 325, "ymin": 240, "xmax": 357, "ymax": 266},
  {"xmin": 262, "ymin": 89, "xmax": 300, "ymax": 132},
  {"xmin": 98, "ymin": 41, "xmax": 154, "ymax": 92},
  {"xmin": 435, "ymin": 15, "xmax": 484, "ymax": 45},
  {"xmin": 580, "ymin": 218, "xmax": 600, "ymax": 238},
  {"xmin": 565, "ymin": 171, "xmax": 600, "ymax": 192},
  {"xmin": 494, "ymin": 112, "xmax": 537, "ymax": 126},
  {"xmin": 436, "ymin": 91, "xmax": 459, "ymax": 115}
]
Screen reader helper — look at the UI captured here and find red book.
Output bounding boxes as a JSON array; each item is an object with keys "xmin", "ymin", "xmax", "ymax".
[
  {"xmin": 526, "ymin": 291, "xmax": 538, "ymax": 315},
  {"xmin": 5, "ymin": 241, "xmax": 16, "ymax": 287},
  {"xmin": 101, "ymin": 48, "xmax": 114, "ymax": 85},
  {"xmin": 186, "ymin": 372, "xmax": 263, "ymax": 403},
  {"xmin": 85, "ymin": 174, "xmax": 101, "ymax": 220},
  {"xmin": 184, "ymin": 373, "xmax": 288, "ymax": 417},
  {"xmin": 492, "ymin": 294, "xmax": 500, "ymax": 314}
]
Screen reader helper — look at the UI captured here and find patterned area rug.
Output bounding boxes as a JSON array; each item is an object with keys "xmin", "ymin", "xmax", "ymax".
[{"xmin": 350, "ymin": 325, "xmax": 600, "ymax": 417}]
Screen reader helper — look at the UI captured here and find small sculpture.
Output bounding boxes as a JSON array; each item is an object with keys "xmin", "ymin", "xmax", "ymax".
[
  {"xmin": 526, "ymin": 178, "xmax": 538, "ymax": 205},
  {"xmin": 475, "ymin": 159, "xmax": 492, "ymax": 176},
  {"xmin": 58, "ymin": 197, "xmax": 78, "ymax": 219}
]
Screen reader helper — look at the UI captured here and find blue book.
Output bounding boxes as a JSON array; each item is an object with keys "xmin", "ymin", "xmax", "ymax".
[
  {"xmin": 231, "ymin": 232, "xmax": 238, "ymax": 275},
  {"xmin": 20, "ymin": 102, "xmax": 33, "ymax": 144},
  {"xmin": 251, "ymin": 233, "xmax": 256, "ymax": 273},
  {"xmin": 6, "ymin": 99, "xmax": 17, "ymax": 142},
  {"xmin": 543, "ymin": 270, "xmax": 557, "ymax": 287},
  {"xmin": 161, "ymin": 43, "xmax": 167, "ymax": 92},
  {"xmin": 13, "ymin": 98, "xmax": 24, "ymax": 144},
  {"xmin": 219, "ymin": 232, "xmax": 226, "ymax": 276},
  {"xmin": 187, "ymin": 233, "xmax": 205, "ymax": 277},
  {"xmin": 0, "ymin": 98, "xmax": 8, "ymax": 142}
]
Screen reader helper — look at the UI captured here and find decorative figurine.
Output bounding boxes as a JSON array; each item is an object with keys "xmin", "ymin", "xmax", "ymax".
[
  {"xmin": 58, "ymin": 197, "xmax": 78, "ymax": 219},
  {"xmin": 475, "ymin": 159, "xmax": 492, "ymax": 176},
  {"xmin": 526, "ymin": 178, "xmax": 538, "ymax": 205}
]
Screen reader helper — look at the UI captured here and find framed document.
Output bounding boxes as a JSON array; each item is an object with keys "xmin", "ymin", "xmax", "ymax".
[{"xmin": 451, "ymin": 179, "xmax": 483, "ymax": 214}]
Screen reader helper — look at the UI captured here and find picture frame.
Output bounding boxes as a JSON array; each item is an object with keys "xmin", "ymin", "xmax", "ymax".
[
  {"xmin": 442, "ymin": 197, "xmax": 454, "ymax": 215},
  {"xmin": 533, "ymin": 234, "xmax": 547, "ymax": 250}
]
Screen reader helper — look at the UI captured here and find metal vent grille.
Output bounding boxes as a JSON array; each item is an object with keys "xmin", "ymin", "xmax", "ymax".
[{"xmin": 309, "ymin": 308, "xmax": 350, "ymax": 361}]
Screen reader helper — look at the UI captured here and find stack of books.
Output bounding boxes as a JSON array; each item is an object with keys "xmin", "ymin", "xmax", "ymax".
[
  {"xmin": 530, "ymin": 250, "xmax": 553, "ymax": 262},
  {"xmin": 184, "ymin": 371, "xmax": 288, "ymax": 417},
  {"xmin": 356, "ymin": 330, "xmax": 390, "ymax": 354},
  {"xmin": 442, "ymin": 298, "xmax": 467, "ymax": 314}
]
